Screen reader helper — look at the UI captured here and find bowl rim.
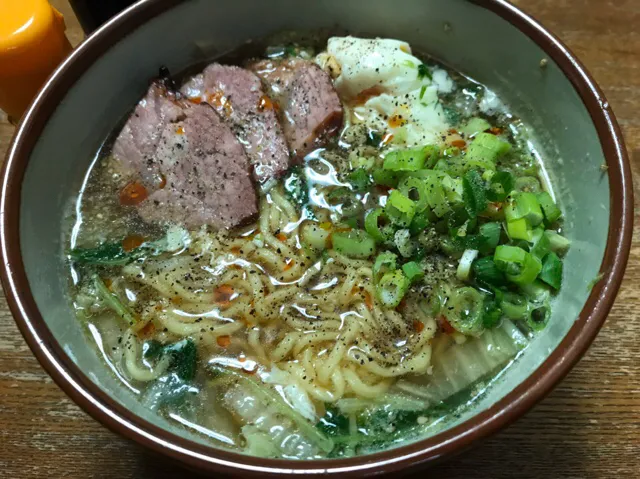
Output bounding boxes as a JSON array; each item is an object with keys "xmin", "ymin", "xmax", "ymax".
[{"xmin": 0, "ymin": 0, "xmax": 633, "ymax": 476}]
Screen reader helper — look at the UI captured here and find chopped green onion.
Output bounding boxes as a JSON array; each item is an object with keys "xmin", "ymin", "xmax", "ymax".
[
  {"xmin": 402, "ymin": 261, "xmax": 424, "ymax": 283},
  {"xmin": 331, "ymin": 229, "xmax": 376, "ymax": 259},
  {"xmin": 409, "ymin": 211, "xmax": 430, "ymax": 236},
  {"xmin": 457, "ymin": 249, "xmax": 479, "ymax": 281},
  {"xmin": 472, "ymin": 256, "xmax": 507, "ymax": 287},
  {"xmin": 459, "ymin": 117, "xmax": 491, "ymax": 139},
  {"xmin": 526, "ymin": 303, "xmax": 550, "ymax": 331},
  {"xmin": 478, "ymin": 222, "xmax": 502, "ymax": 254},
  {"xmin": 422, "ymin": 174, "xmax": 450, "ymax": 217},
  {"xmin": 376, "ymin": 270, "xmax": 410, "ymax": 308},
  {"xmin": 399, "ymin": 177, "xmax": 430, "ymax": 213},
  {"xmin": 462, "ymin": 170, "xmax": 488, "ymax": 218},
  {"xmin": 394, "ymin": 229, "xmax": 415, "ymax": 258},
  {"xmin": 383, "ymin": 146, "xmax": 436, "ymax": 172},
  {"xmin": 482, "ymin": 298, "xmax": 503, "ymax": 329},
  {"xmin": 372, "ymin": 169, "xmax": 402, "ymax": 187},
  {"xmin": 447, "ymin": 287, "xmax": 486, "ymax": 337},
  {"xmin": 494, "ymin": 245, "xmax": 542, "ymax": 285},
  {"xmin": 465, "ymin": 132, "xmax": 511, "ymax": 170},
  {"xmin": 529, "ymin": 228, "xmax": 551, "ymax": 259},
  {"xmin": 419, "ymin": 85, "xmax": 427, "ymax": 100},
  {"xmin": 486, "ymin": 171, "xmax": 515, "ymax": 202},
  {"xmin": 364, "ymin": 208, "xmax": 388, "ymax": 243},
  {"xmin": 545, "ymin": 230, "xmax": 571, "ymax": 254},
  {"xmin": 347, "ymin": 168, "xmax": 372, "ymax": 192},
  {"xmin": 385, "ymin": 190, "xmax": 417, "ymax": 227},
  {"xmin": 539, "ymin": 252, "xmax": 563, "ymax": 290},
  {"xmin": 536, "ymin": 191, "xmax": 562, "ymax": 224},
  {"xmin": 506, "ymin": 192, "xmax": 543, "ymax": 227},
  {"xmin": 514, "ymin": 176, "xmax": 541, "ymax": 193},
  {"xmin": 506, "ymin": 218, "xmax": 534, "ymax": 241},
  {"xmin": 500, "ymin": 293, "xmax": 529, "ymax": 320},
  {"xmin": 373, "ymin": 252, "xmax": 398, "ymax": 283}
]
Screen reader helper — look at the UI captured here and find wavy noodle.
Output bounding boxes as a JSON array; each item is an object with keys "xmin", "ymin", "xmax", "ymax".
[
  {"xmin": 123, "ymin": 329, "xmax": 171, "ymax": 382},
  {"xmin": 111, "ymin": 185, "xmax": 438, "ymax": 402}
]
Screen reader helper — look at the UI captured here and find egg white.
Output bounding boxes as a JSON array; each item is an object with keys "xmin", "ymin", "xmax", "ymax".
[{"xmin": 318, "ymin": 36, "xmax": 455, "ymax": 147}]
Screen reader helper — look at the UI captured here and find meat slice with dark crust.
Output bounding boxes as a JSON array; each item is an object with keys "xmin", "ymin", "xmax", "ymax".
[
  {"xmin": 249, "ymin": 58, "xmax": 344, "ymax": 159},
  {"xmin": 112, "ymin": 81, "xmax": 258, "ymax": 230},
  {"xmin": 180, "ymin": 64, "xmax": 290, "ymax": 185}
]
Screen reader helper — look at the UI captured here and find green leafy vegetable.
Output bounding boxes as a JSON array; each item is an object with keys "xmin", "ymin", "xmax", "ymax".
[
  {"xmin": 317, "ymin": 406, "xmax": 350, "ymax": 437},
  {"xmin": 347, "ymin": 168, "xmax": 372, "ymax": 192},
  {"xmin": 94, "ymin": 275, "xmax": 137, "ymax": 325},
  {"xmin": 462, "ymin": 170, "xmax": 488, "ymax": 218},
  {"xmin": 284, "ymin": 166, "xmax": 308, "ymax": 206},
  {"xmin": 486, "ymin": 171, "xmax": 515, "ymax": 202},
  {"xmin": 417, "ymin": 63, "xmax": 432, "ymax": 80},
  {"xmin": 142, "ymin": 339, "xmax": 198, "ymax": 381}
]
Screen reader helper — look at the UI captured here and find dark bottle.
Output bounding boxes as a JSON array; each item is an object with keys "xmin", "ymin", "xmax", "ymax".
[{"xmin": 68, "ymin": 0, "xmax": 138, "ymax": 33}]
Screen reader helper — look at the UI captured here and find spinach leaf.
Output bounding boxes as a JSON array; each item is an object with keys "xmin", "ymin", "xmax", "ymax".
[
  {"xmin": 316, "ymin": 406, "xmax": 350, "ymax": 437},
  {"xmin": 142, "ymin": 338, "xmax": 198, "ymax": 381},
  {"xmin": 70, "ymin": 242, "xmax": 137, "ymax": 266},
  {"xmin": 283, "ymin": 166, "xmax": 309, "ymax": 206}
]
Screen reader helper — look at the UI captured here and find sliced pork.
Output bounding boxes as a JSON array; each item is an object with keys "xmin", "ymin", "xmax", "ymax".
[
  {"xmin": 112, "ymin": 81, "xmax": 258, "ymax": 230},
  {"xmin": 181, "ymin": 64, "xmax": 290, "ymax": 185},
  {"xmin": 249, "ymin": 59, "xmax": 344, "ymax": 159}
]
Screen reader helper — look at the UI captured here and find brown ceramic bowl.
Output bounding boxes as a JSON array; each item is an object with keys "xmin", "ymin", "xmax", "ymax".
[{"xmin": 0, "ymin": 0, "xmax": 633, "ymax": 476}]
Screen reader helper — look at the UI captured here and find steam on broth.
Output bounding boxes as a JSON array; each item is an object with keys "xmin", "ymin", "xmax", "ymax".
[{"xmin": 66, "ymin": 36, "xmax": 570, "ymax": 459}]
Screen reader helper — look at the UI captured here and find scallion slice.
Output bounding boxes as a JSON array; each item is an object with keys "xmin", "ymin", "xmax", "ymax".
[
  {"xmin": 385, "ymin": 190, "xmax": 417, "ymax": 227},
  {"xmin": 536, "ymin": 191, "xmax": 562, "ymax": 224},
  {"xmin": 376, "ymin": 270, "xmax": 410, "ymax": 308},
  {"xmin": 331, "ymin": 229, "xmax": 376, "ymax": 259},
  {"xmin": 539, "ymin": 252, "xmax": 563, "ymax": 290},
  {"xmin": 399, "ymin": 177, "xmax": 430, "ymax": 213},
  {"xmin": 494, "ymin": 245, "xmax": 542, "ymax": 285},
  {"xmin": 383, "ymin": 146, "xmax": 438, "ymax": 172},
  {"xmin": 457, "ymin": 249, "xmax": 479, "ymax": 281},
  {"xmin": 373, "ymin": 252, "xmax": 398, "ymax": 283},
  {"xmin": 402, "ymin": 261, "xmax": 424, "ymax": 283},
  {"xmin": 545, "ymin": 230, "xmax": 571, "ymax": 254},
  {"xmin": 447, "ymin": 287, "xmax": 486, "ymax": 337},
  {"xmin": 364, "ymin": 208, "xmax": 388, "ymax": 243},
  {"xmin": 472, "ymin": 256, "xmax": 507, "ymax": 287},
  {"xmin": 465, "ymin": 132, "xmax": 511, "ymax": 170}
]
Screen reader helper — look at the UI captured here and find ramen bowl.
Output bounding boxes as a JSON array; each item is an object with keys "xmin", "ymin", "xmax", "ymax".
[{"xmin": 0, "ymin": 0, "xmax": 632, "ymax": 476}]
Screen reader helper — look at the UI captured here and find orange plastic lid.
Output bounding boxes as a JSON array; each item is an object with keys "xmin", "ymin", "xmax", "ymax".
[{"xmin": 0, "ymin": 0, "xmax": 72, "ymax": 119}]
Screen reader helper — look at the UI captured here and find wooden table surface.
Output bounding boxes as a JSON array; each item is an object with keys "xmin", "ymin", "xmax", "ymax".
[{"xmin": 1, "ymin": 1, "xmax": 638, "ymax": 477}]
